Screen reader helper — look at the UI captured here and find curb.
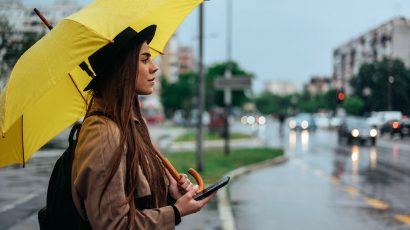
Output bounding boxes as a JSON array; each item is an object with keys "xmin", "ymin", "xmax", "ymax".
[{"xmin": 216, "ymin": 155, "xmax": 289, "ymax": 230}]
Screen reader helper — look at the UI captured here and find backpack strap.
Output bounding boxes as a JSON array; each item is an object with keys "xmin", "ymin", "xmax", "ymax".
[
  {"xmin": 85, "ymin": 111, "xmax": 113, "ymax": 120},
  {"xmin": 68, "ymin": 111, "xmax": 113, "ymax": 144}
]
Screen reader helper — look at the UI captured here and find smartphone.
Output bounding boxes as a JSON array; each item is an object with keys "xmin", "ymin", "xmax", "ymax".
[{"xmin": 193, "ymin": 176, "xmax": 230, "ymax": 200}]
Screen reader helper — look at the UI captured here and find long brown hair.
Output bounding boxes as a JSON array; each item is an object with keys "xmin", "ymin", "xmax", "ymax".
[{"xmin": 87, "ymin": 41, "xmax": 167, "ymax": 227}]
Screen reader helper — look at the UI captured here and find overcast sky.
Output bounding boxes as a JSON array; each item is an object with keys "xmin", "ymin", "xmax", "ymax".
[{"xmin": 23, "ymin": 0, "xmax": 410, "ymax": 94}]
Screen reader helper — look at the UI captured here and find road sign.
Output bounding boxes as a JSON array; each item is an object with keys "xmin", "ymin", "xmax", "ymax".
[{"xmin": 214, "ymin": 76, "xmax": 251, "ymax": 90}]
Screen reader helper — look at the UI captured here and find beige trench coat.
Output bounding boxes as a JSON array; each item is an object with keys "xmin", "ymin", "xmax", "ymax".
[{"xmin": 71, "ymin": 98, "xmax": 175, "ymax": 229}]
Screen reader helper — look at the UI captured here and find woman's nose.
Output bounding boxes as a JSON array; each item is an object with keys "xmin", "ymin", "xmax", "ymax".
[{"xmin": 150, "ymin": 62, "xmax": 158, "ymax": 74}]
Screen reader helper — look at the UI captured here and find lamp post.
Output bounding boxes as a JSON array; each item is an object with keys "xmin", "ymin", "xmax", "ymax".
[
  {"xmin": 388, "ymin": 75, "xmax": 394, "ymax": 110},
  {"xmin": 223, "ymin": 0, "xmax": 233, "ymax": 156},
  {"xmin": 196, "ymin": 3, "xmax": 205, "ymax": 171}
]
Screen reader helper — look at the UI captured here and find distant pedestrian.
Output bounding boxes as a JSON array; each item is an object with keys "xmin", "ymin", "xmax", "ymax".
[
  {"xmin": 278, "ymin": 111, "xmax": 287, "ymax": 134},
  {"xmin": 71, "ymin": 25, "xmax": 214, "ymax": 229}
]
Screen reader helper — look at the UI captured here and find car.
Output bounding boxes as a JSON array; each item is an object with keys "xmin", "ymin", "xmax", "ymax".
[
  {"xmin": 209, "ymin": 108, "xmax": 225, "ymax": 133},
  {"xmin": 380, "ymin": 119, "xmax": 402, "ymax": 138},
  {"xmin": 401, "ymin": 119, "xmax": 410, "ymax": 137},
  {"xmin": 380, "ymin": 119, "xmax": 410, "ymax": 138},
  {"xmin": 314, "ymin": 113, "xmax": 331, "ymax": 129},
  {"xmin": 367, "ymin": 111, "xmax": 403, "ymax": 128},
  {"xmin": 288, "ymin": 113, "xmax": 317, "ymax": 130},
  {"xmin": 338, "ymin": 116, "xmax": 378, "ymax": 145}
]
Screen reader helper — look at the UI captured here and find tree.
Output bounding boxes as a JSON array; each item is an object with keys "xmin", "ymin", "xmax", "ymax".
[
  {"xmin": 205, "ymin": 61, "xmax": 253, "ymax": 110},
  {"xmin": 343, "ymin": 96, "xmax": 364, "ymax": 115},
  {"xmin": 0, "ymin": 16, "xmax": 42, "ymax": 86},
  {"xmin": 160, "ymin": 72, "xmax": 196, "ymax": 117},
  {"xmin": 351, "ymin": 58, "xmax": 410, "ymax": 114}
]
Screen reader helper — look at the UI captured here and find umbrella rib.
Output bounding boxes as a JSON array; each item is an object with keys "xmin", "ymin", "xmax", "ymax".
[
  {"xmin": 68, "ymin": 73, "xmax": 89, "ymax": 107},
  {"xmin": 21, "ymin": 115, "xmax": 25, "ymax": 168},
  {"xmin": 64, "ymin": 18, "xmax": 112, "ymax": 42}
]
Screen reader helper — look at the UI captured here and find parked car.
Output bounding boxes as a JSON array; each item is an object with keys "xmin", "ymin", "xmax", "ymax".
[
  {"xmin": 209, "ymin": 108, "xmax": 225, "ymax": 133},
  {"xmin": 338, "ymin": 116, "xmax": 378, "ymax": 145},
  {"xmin": 288, "ymin": 113, "xmax": 317, "ymax": 131}
]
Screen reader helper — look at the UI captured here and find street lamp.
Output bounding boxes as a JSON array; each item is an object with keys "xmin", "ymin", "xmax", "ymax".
[{"xmin": 388, "ymin": 75, "xmax": 394, "ymax": 110}]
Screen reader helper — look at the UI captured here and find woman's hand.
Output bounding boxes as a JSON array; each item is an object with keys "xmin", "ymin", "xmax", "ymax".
[
  {"xmin": 174, "ymin": 186, "xmax": 215, "ymax": 217},
  {"xmin": 165, "ymin": 169, "xmax": 194, "ymax": 200}
]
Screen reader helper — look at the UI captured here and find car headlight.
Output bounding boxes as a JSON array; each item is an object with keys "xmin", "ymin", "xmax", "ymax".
[
  {"xmin": 370, "ymin": 129, "xmax": 378, "ymax": 137},
  {"xmin": 301, "ymin": 120, "xmax": 309, "ymax": 129},
  {"xmin": 247, "ymin": 116, "xmax": 255, "ymax": 125},
  {"xmin": 258, "ymin": 116, "xmax": 266, "ymax": 125},
  {"xmin": 351, "ymin": 129, "xmax": 359, "ymax": 137},
  {"xmin": 289, "ymin": 120, "xmax": 296, "ymax": 129},
  {"xmin": 241, "ymin": 116, "xmax": 248, "ymax": 125}
]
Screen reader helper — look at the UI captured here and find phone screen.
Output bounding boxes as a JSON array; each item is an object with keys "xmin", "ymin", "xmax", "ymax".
[{"xmin": 193, "ymin": 176, "xmax": 230, "ymax": 200}]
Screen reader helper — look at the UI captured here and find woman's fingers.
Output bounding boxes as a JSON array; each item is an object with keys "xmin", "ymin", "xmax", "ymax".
[
  {"xmin": 164, "ymin": 169, "xmax": 177, "ymax": 184},
  {"xmin": 178, "ymin": 174, "xmax": 188, "ymax": 185}
]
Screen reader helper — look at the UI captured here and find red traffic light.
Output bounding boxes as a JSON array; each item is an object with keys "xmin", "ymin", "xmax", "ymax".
[{"xmin": 337, "ymin": 92, "xmax": 345, "ymax": 102}]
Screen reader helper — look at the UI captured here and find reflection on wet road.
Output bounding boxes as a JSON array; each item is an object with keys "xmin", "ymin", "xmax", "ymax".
[{"xmin": 231, "ymin": 120, "xmax": 410, "ymax": 229}]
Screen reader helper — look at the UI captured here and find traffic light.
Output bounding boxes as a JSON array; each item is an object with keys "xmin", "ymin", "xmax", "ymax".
[{"xmin": 337, "ymin": 91, "xmax": 345, "ymax": 104}]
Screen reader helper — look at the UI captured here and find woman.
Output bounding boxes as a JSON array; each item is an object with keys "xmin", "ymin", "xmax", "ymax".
[{"xmin": 71, "ymin": 25, "xmax": 214, "ymax": 229}]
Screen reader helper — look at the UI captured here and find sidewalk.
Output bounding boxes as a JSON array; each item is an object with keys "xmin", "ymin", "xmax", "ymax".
[{"xmin": 2, "ymin": 124, "xmax": 275, "ymax": 230}]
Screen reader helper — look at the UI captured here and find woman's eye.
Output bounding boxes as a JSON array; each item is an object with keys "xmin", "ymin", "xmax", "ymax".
[{"xmin": 142, "ymin": 59, "xmax": 149, "ymax": 64}]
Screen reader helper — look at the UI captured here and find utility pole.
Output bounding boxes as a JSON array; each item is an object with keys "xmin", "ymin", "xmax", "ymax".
[
  {"xmin": 196, "ymin": 3, "xmax": 205, "ymax": 171},
  {"xmin": 388, "ymin": 75, "xmax": 394, "ymax": 110},
  {"xmin": 223, "ymin": 0, "xmax": 233, "ymax": 156}
]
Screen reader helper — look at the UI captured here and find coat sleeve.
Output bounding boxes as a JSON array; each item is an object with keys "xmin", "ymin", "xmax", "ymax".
[{"xmin": 72, "ymin": 116, "xmax": 175, "ymax": 230}]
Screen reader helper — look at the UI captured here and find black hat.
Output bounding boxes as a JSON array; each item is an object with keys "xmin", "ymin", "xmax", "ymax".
[{"xmin": 82, "ymin": 25, "xmax": 157, "ymax": 91}]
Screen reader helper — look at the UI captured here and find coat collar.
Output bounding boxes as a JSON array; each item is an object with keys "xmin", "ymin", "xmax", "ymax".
[{"xmin": 89, "ymin": 97, "xmax": 141, "ymax": 125}]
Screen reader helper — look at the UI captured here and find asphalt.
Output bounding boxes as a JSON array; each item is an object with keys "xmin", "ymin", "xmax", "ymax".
[
  {"xmin": 1, "ymin": 124, "xmax": 268, "ymax": 230},
  {"xmin": 5, "ymin": 122, "xmax": 410, "ymax": 230}
]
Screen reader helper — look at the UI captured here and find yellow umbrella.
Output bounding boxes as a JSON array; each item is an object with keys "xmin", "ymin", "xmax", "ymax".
[{"xmin": 0, "ymin": 0, "xmax": 203, "ymax": 167}]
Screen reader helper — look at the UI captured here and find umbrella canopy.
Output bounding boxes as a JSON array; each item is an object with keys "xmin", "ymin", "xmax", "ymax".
[{"xmin": 0, "ymin": 0, "xmax": 203, "ymax": 167}]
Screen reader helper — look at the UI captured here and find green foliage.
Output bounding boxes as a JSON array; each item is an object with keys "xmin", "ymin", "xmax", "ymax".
[
  {"xmin": 174, "ymin": 130, "xmax": 252, "ymax": 142},
  {"xmin": 254, "ymin": 89, "xmax": 337, "ymax": 116},
  {"xmin": 343, "ymin": 96, "xmax": 364, "ymax": 115},
  {"xmin": 160, "ymin": 61, "xmax": 254, "ymax": 116},
  {"xmin": 205, "ymin": 61, "xmax": 253, "ymax": 109},
  {"xmin": 351, "ymin": 58, "xmax": 410, "ymax": 114},
  {"xmin": 160, "ymin": 72, "xmax": 196, "ymax": 117},
  {"xmin": 0, "ymin": 16, "xmax": 42, "ymax": 82},
  {"xmin": 166, "ymin": 147, "xmax": 283, "ymax": 183},
  {"xmin": 254, "ymin": 92, "xmax": 281, "ymax": 114}
]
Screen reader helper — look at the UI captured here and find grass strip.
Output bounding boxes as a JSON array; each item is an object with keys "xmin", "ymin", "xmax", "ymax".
[
  {"xmin": 175, "ymin": 131, "xmax": 252, "ymax": 142},
  {"xmin": 167, "ymin": 147, "xmax": 283, "ymax": 184}
]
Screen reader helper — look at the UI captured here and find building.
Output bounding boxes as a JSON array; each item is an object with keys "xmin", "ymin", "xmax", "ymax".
[
  {"xmin": 333, "ymin": 17, "xmax": 410, "ymax": 94},
  {"xmin": 264, "ymin": 80, "xmax": 298, "ymax": 96},
  {"xmin": 177, "ymin": 46, "xmax": 194, "ymax": 74},
  {"xmin": 305, "ymin": 76, "xmax": 332, "ymax": 95},
  {"xmin": 0, "ymin": 0, "xmax": 82, "ymax": 84},
  {"xmin": 0, "ymin": 0, "xmax": 82, "ymax": 33}
]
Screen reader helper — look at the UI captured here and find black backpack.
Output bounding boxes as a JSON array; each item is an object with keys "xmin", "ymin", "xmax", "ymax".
[{"xmin": 38, "ymin": 112, "xmax": 110, "ymax": 229}]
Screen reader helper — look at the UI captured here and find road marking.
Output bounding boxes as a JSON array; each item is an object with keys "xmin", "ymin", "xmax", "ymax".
[
  {"xmin": 313, "ymin": 169, "xmax": 325, "ymax": 177},
  {"xmin": 0, "ymin": 190, "xmax": 43, "ymax": 214},
  {"xmin": 365, "ymin": 198, "xmax": 389, "ymax": 210},
  {"xmin": 330, "ymin": 176, "xmax": 340, "ymax": 185},
  {"xmin": 343, "ymin": 186, "xmax": 359, "ymax": 196},
  {"xmin": 394, "ymin": 214, "xmax": 410, "ymax": 225}
]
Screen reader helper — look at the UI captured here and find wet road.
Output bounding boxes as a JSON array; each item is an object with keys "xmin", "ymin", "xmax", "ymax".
[
  {"xmin": 230, "ymin": 119, "xmax": 410, "ymax": 229},
  {"xmin": 0, "ymin": 125, "xmax": 220, "ymax": 230}
]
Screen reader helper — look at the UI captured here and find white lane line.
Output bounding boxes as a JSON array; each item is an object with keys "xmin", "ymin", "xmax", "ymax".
[{"xmin": 0, "ymin": 190, "xmax": 44, "ymax": 214}]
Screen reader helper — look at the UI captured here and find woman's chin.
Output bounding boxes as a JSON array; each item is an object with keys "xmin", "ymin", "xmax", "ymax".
[{"xmin": 137, "ymin": 88, "xmax": 154, "ymax": 95}]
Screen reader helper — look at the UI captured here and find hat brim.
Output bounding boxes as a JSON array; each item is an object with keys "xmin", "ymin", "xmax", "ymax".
[{"xmin": 83, "ymin": 25, "xmax": 157, "ymax": 91}]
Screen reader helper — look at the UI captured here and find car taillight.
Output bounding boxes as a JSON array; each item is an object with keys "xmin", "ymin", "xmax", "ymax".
[{"xmin": 392, "ymin": 121, "xmax": 400, "ymax": 129}]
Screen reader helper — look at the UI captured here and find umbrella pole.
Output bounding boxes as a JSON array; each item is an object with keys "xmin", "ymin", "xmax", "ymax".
[{"xmin": 33, "ymin": 8, "xmax": 53, "ymax": 30}]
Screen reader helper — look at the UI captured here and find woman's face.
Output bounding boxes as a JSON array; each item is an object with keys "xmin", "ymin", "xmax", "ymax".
[{"xmin": 135, "ymin": 42, "xmax": 158, "ymax": 95}]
